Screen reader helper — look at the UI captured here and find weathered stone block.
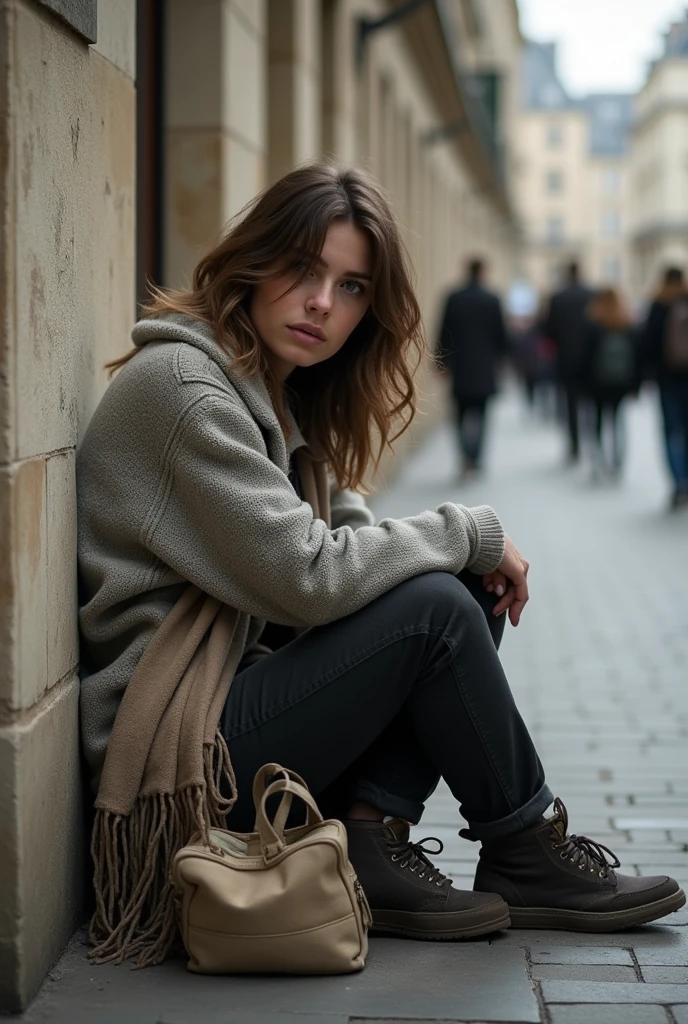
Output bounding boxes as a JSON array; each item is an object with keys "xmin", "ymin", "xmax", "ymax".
[
  {"xmin": 2, "ymin": 457, "xmax": 49, "ymax": 712},
  {"xmin": 222, "ymin": 134, "xmax": 265, "ymax": 223},
  {"xmin": 13, "ymin": 2, "xmax": 135, "ymax": 461},
  {"xmin": 0, "ymin": 452, "xmax": 79, "ymax": 713},
  {"xmin": 92, "ymin": 0, "xmax": 135, "ymax": 80},
  {"xmin": 0, "ymin": 678, "xmax": 83, "ymax": 1012},
  {"xmin": 46, "ymin": 451, "xmax": 78, "ymax": 687},
  {"xmin": 166, "ymin": 129, "xmax": 222, "ymax": 288},
  {"xmin": 166, "ymin": 0, "xmax": 223, "ymax": 131},
  {"xmin": 232, "ymin": 0, "xmax": 266, "ymax": 36},
  {"xmin": 226, "ymin": 2, "xmax": 266, "ymax": 150}
]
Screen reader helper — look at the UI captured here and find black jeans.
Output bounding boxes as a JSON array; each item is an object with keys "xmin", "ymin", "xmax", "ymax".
[
  {"xmin": 453, "ymin": 397, "xmax": 489, "ymax": 468},
  {"xmin": 222, "ymin": 570, "xmax": 552, "ymax": 840},
  {"xmin": 561, "ymin": 381, "xmax": 581, "ymax": 459},
  {"xmin": 660, "ymin": 380, "xmax": 688, "ymax": 490}
]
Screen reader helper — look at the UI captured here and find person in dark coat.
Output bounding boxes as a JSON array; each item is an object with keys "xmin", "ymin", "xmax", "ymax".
[
  {"xmin": 437, "ymin": 258, "xmax": 508, "ymax": 478},
  {"xmin": 641, "ymin": 267, "xmax": 688, "ymax": 509},
  {"xmin": 581, "ymin": 288, "xmax": 640, "ymax": 479},
  {"xmin": 544, "ymin": 261, "xmax": 594, "ymax": 463}
]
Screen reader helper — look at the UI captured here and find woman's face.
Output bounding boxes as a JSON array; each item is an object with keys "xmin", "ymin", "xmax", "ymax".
[{"xmin": 249, "ymin": 219, "xmax": 372, "ymax": 382}]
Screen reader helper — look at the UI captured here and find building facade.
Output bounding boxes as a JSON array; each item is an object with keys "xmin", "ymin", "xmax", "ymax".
[
  {"xmin": 629, "ymin": 13, "xmax": 688, "ymax": 300},
  {"xmin": 0, "ymin": 0, "xmax": 522, "ymax": 1011},
  {"xmin": 514, "ymin": 41, "xmax": 632, "ymax": 301}
]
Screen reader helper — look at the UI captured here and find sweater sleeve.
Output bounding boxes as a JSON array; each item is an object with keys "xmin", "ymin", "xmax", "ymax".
[
  {"xmin": 329, "ymin": 482, "xmax": 376, "ymax": 530},
  {"xmin": 142, "ymin": 394, "xmax": 505, "ymax": 627}
]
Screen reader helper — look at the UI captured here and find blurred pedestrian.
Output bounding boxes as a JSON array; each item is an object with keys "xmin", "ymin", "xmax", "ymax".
[
  {"xmin": 545, "ymin": 261, "xmax": 594, "ymax": 463},
  {"xmin": 511, "ymin": 303, "xmax": 558, "ymax": 417},
  {"xmin": 437, "ymin": 258, "xmax": 508, "ymax": 479},
  {"xmin": 582, "ymin": 288, "xmax": 640, "ymax": 479},
  {"xmin": 642, "ymin": 267, "xmax": 688, "ymax": 509}
]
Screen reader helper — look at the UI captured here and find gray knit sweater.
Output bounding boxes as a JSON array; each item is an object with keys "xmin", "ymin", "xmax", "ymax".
[{"xmin": 77, "ymin": 314, "xmax": 505, "ymax": 789}]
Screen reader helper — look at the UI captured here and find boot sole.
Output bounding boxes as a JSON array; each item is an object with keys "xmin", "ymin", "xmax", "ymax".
[
  {"xmin": 507, "ymin": 887, "xmax": 686, "ymax": 932},
  {"xmin": 371, "ymin": 905, "xmax": 511, "ymax": 941}
]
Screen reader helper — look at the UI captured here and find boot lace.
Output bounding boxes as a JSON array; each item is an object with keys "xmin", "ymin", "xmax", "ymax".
[
  {"xmin": 387, "ymin": 834, "xmax": 448, "ymax": 886},
  {"xmin": 549, "ymin": 798, "xmax": 621, "ymax": 879}
]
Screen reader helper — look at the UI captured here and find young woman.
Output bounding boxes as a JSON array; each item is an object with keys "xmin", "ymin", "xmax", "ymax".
[
  {"xmin": 582, "ymin": 288, "xmax": 640, "ymax": 479},
  {"xmin": 642, "ymin": 267, "xmax": 688, "ymax": 509},
  {"xmin": 78, "ymin": 164, "xmax": 684, "ymax": 966}
]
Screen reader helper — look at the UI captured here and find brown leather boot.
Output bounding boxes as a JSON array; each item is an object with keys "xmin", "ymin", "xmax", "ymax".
[
  {"xmin": 345, "ymin": 818, "xmax": 509, "ymax": 940},
  {"xmin": 473, "ymin": 798, "xmax": 686, "ymax": 932}
]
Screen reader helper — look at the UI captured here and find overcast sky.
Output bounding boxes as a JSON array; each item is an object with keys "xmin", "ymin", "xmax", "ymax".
[{"xmin": 518, "ymin": 0, "xmax": 687, "ymax": 95}]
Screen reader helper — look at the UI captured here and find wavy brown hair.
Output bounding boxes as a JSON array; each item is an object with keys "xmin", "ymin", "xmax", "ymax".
[
  {"xmin": 109, "ymin": 164, "xmax": 424, "ymax": 490},
  {"xmin": 655, "ymin": 266, "xmax": 686, "ymax": 306},
  {"xmin": 587, "ymin": 287, "xmax": 631, "ymax": 332}
]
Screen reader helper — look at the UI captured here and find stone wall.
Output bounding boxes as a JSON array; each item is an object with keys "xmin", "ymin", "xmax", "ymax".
[
  {"xmin": 164, "ymin": 0, "xmax": 268, "ymax": 287},
  {"xmin": 0, "ymin": 0, "xmax": 136, "ymax": 1010}
]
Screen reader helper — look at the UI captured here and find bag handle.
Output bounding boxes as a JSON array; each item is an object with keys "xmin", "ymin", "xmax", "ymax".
[
  {"xmin": 256, "ymin": 778, "xmax": 324, "ymax": 860},
  {"xmin": 252, "ymin": 763, "xmax": 309, "ymax": 813},
  {"xmin": 251, "ymin": 763, "xmax": 309, "ymax": 829}
]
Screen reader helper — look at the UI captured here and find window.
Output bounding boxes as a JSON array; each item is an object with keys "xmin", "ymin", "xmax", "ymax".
[
  {"xmin": 541, "ymin": 84, "xmax": 565, "ymax": 108},
  {"xmin": 602, "ymin": 210, "xmax": 621, "ymax": 238},
  {"xmin": 546, "ymin": 169, "xmax": 564, "ymax": 194},
  {"xmin": 602, "ymin": 258, "xmax": 621, "ymax": 282},
  {"xmin": 547, "ymin": 215, "xmax": 564, "ymax": 243},
  {"xmin": 546, "ymin": 121, "xmax": 563, "ymax": 148},
  {"xmin": 602, "ymin": 168, "xmax": 621, "ymax": 195}
]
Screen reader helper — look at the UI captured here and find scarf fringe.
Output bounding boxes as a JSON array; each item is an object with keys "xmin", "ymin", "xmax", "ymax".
[{"xmin": 88, "ymin": 732, "xmax": 237, "ymax": 968}]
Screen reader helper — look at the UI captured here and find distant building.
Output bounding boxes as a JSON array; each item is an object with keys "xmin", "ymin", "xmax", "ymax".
[
  {"xmin": 514, "ymin": 41, "xmax": 632, "ymax": 299},
  {"xmin": 630, "ymin": 10, "xmax": 688, "ymax": 298}
]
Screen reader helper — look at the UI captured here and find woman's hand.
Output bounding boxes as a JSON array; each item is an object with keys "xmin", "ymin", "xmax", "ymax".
[{"xmin": 482, "ymin": 536, "xmax": 530, "ymax": 627}]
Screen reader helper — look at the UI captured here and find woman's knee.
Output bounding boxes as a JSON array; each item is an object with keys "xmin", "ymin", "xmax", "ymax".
[{"xmin": 395, "ymin": 571, "xmax": 488, "ymax": 632}]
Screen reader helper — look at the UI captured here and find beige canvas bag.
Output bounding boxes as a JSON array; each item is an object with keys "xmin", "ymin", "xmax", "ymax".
[{"xmin": 171, "ymin": 764, "xmax": 372, "ymax": 975}]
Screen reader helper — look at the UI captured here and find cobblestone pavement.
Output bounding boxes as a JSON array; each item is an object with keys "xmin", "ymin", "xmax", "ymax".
[
  {"xmin": 377, "ymin": 386, "xmax": 688, "ymax": 1024},
  {"xmin": 20, "ymin": 389, "xmax": 688, "ymax": 1024}
]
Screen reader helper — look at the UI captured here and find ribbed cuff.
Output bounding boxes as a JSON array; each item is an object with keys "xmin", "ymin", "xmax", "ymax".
[{"xmin": 466, "ymin": 504, "xmax": 505, "ymax": 574}]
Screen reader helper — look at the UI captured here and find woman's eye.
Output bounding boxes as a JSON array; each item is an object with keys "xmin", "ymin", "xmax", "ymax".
[{"xmin": 342, "ymin": 280, "xmax": 364, "ymax": 295}]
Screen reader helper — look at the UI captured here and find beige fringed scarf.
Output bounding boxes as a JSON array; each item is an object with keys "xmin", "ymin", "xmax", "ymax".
[{"xmin": 88, "ymin": 450, "xmax": 331, "ymax": 967}]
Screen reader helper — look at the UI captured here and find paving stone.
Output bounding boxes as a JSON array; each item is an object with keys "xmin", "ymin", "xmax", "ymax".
[
  {"xmin": 615, "ymin": 819, "xmax": 688, "ymax": 831},
  {"xmin": 529, "ymin": 947, "xmax": 634, "ymax": 966},
  {"xmin": 20, "ymin": 934, "xmax": 540, "ymax": 1024},
  {"xmin": 635, "ymin": 934, "xmax": 688, "ymax": 964},
  {"xmin": 627, "ymin": 830, "xmax": 673, "ymax": 845},
  {"xmin": 673, "ymin": 1008, "xmax": 688, "ymax": 1024},
  {"xmin": 541, "ymin": 981, "xmax": 688, "ymax": 1003},
  {"xmin": 623, "ymin": 853, "xmax": 688, "ymax": 866},
  {"xmin": 508, "ymin": 927, "xmax": 688, "ymax": 953},
  {"xmin": 641, "ymin": 966, "xmax": 688, "ymax": 983},
  {"xmin": 530, "ymin": 964, "xmax": 638, "ymax": 982},
  {"xmin": 162, "ymin": 1016, "xmax": 350, "ymax": 1024},
  {"xmin": 655, "ymin": 908, "xmax": 688, "ymax": 927},
  {"xmin": 548, "ymin": 1007, "xmax": 670, "ymax": 1024}
]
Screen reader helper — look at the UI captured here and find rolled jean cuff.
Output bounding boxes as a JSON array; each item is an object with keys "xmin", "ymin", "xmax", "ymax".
[
  {"xmin": 351, "ymin": 780, "xmax": 425, "ymax": 825},
  {"xmin": 465, "ymin": 783, "xmax": 553, "ymax": 841}
]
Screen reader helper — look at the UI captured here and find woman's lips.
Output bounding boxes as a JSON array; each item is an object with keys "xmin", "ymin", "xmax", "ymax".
[{"xmin": 287, "ymin": 325, "xmax": 326, "ymax": 346}]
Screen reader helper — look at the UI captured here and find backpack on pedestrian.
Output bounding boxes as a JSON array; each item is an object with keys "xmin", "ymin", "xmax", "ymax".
[
  {"xmin": 591, "ymin": 330, "xmax": 637, "ymax": 390},
  {"xmin": 664, "ymin": 300, "xmax": 688, "ymax": 371}
]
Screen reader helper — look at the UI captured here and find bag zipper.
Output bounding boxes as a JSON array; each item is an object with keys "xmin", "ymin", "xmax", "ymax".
[{"xmin": 354, "ymin": 878, "xmax": 373, "ymax": 929}]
